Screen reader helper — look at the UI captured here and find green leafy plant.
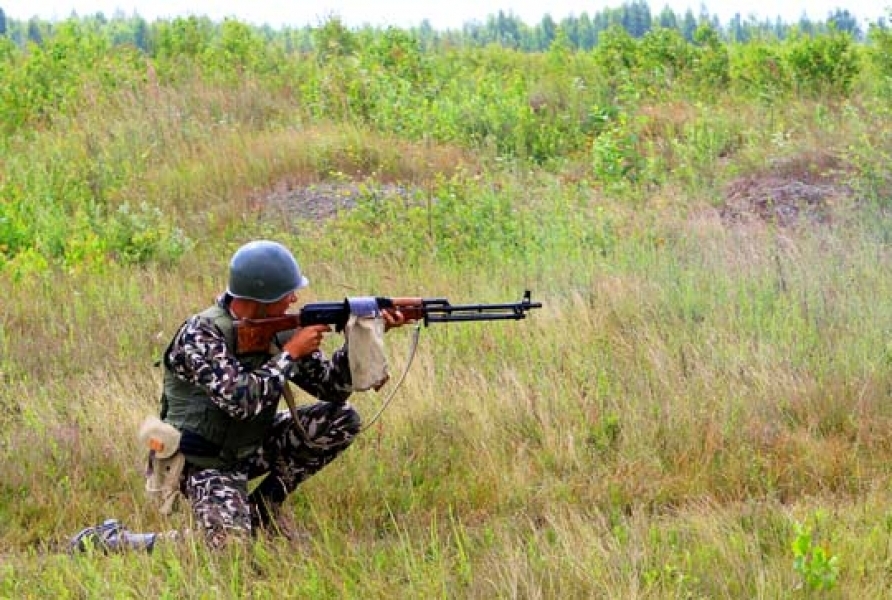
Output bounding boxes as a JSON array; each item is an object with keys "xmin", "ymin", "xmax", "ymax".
[
  {"xmin": 791, "ymin": 518, "xmax": 840, "ymax": 592},
  {"xmin": 592, "ymin": 113, "xmax": 644, "ymax": 187},
  {"xmin": 106, "ymin": 202, "xmax": 192, "ymax": 265}
]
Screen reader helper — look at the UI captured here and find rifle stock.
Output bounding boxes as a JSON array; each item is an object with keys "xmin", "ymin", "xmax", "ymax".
[
  {"xmin": 233, "ymin": 314, "xmax": 303, "ymax": 355},
  {"xmin": 233, "ymin": 291, "xmax": 542, "ymax": 354}
]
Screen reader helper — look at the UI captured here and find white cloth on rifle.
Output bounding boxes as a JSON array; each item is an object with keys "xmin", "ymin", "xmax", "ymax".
[{"xmin": 344, "ymin": 296, "xmax": 389, "ymax": 392}]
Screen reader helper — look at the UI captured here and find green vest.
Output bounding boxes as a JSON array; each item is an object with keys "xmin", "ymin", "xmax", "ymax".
[{"xmin": 161, "ymin": 304, "xmax": 280, "ymax": 468}]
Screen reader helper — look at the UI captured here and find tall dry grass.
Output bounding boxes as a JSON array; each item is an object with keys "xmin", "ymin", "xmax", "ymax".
[{"xmin": 5, "ymin": 188, "xmax": 892, "ymax": 596}]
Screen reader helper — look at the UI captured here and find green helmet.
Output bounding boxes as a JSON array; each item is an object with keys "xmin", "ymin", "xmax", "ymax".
[{"xmin": 226, "ymin": 240, "xmax": 309, "ymax": 303}]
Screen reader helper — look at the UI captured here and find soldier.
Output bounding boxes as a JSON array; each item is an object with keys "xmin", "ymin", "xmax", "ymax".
[{"xmin": 71, "ymin": 240, "xmax": 409, "ymax": 552}]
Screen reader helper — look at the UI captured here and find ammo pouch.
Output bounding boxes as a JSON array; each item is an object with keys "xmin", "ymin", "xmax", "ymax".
[{"xmin": 138, "ymin": 416, "xmax": 185, "ymax": 515}]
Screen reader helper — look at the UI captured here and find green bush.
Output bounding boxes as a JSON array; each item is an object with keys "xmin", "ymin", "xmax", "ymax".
[
  {"xmin": 785, "ymin": 29, "xmax": 860, "ymax": 97},
  {"xmin": 106, "ymin": 202, "xmax": 192, "ymax": 266},
  {"xmin": 729, "ymin": 41, "xmax": 790, "ymax": 100}
]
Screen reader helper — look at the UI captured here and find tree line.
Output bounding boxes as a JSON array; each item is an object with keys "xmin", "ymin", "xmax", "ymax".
[{"xmin": 0, "ymin": 1, "xmax": 883, "ymax": 54}]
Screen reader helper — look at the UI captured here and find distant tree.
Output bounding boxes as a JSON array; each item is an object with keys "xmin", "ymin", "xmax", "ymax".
[
  {"xmin": 623, "ymin": 0, "xmax": 653, "ymax": 37},
  {"xmin": 798, "ymin": 13, "xmax": 816, "ymax": 36},
  {"xmin": 133, "ymin": 16, "xmax": 149, "ymax": 51},
  {"xmin": 774, "ymin": 16, "xmax": 786, "ymax": 39},
  {"xmin": 828, "ymin": 9, "xmax": 861, "ymax": 38},
  {"xmin": 26, "ymin": 17, "xmax": 42, "ymax": 44},
  {"xmin": 681, "ymin": 9, "xmax": 697, "ymax": 41},
  {"xmin": 417, "ymin": 18, "xmax": 435, "ymax": 49},
  {"xmin": 728, "ymin": 14, "xmax": 749, "ymax": 42},
  {"xmin": 697, "ymin": 5, "xmax": 720, "ymax": 32},
  {"xmin": 493, "ymin": 10, "xmax": 521, "ymax": 47},
  {"xmin": 577, "ymin": 13, "xmax": 596, "ymax": 49},
  {"xmin": 559, "ymin": 16, "xmax": 579, "ymax": 48},
  {"xmin": 656, "ymin": 6, "xmax": 678, "ymax": 31},
  {"xmin": 0, "ymin": 7, "xmax": 6, "ymax": 36},
  {"xmin": 539, "ymin": 14, "xmax": 557, "ymax": 48}
]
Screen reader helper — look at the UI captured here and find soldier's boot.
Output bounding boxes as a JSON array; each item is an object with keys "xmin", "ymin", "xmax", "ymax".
[
  {"xmin": 69, "ymin": 519, "xmax": 161, "ymax": 554},
  {"xmin": 249, "ymin": 476, "xmax": 309, "ymax": 542},
  {"xmin": 251, "ymin": 499, "xmax": 309, "ymax": 541}
]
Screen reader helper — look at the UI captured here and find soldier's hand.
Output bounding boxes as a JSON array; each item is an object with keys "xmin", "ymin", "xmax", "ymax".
[
  {"xmin": 283, "ymin": 324, "xmax": 331, "ymax": 359},
  {"xmin": 382, "ymin": 308, "xmax": 414, "ymax": 332}
]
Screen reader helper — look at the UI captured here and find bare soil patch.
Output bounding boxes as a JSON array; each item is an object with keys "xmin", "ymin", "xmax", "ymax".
[
  {"xmin": 251, "ymin": 180, "xmax": 420, "ymax": 225},
  {"xmin": 719, "ymin": 151, "xmax": 854, "ymax": 227}
]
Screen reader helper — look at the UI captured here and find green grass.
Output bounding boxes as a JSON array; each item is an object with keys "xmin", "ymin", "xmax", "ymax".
[{"xmin": 6, "ymin": 201, "xmax": 892, "ymax": 597}]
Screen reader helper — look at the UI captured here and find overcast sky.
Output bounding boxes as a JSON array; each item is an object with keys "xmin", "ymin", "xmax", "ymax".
[{"xmin": 1, "ymin": 0, "xmax": 888, "ymax": 29}]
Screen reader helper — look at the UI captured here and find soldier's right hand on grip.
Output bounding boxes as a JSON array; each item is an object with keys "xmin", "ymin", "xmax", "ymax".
[{"xmin": 283, "ymin": 324, "xmax": 331, "ymax": 359}]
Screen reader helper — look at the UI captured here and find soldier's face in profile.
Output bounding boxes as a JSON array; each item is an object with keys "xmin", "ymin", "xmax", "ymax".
[{"xmin": 264, "ymin": 291, "xmax": 298, "ymax": 317}]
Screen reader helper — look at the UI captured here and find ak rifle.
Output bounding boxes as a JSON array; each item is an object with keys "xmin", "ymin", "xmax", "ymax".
[{"xmin": 233, "ymin": 290, "xmax": 543, "ymax": 354}]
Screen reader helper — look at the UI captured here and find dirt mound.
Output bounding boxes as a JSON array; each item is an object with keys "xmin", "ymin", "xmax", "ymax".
[
  {"xmin": 252, "ymin": 180, "xmax": 418, "ymax": 224},
  {"xmin": 719, "ymin": 152, "xmax": 854, "ymax": 227}
]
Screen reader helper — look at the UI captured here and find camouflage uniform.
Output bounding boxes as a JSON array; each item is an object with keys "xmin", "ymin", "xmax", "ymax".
[{"xmin": 165, "ymin": 294, "xmax": 359, "ymax": 548}]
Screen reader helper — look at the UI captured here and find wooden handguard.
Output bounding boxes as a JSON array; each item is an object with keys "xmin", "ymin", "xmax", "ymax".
[{"xmin": 389, "ymin": 297, "xmax": 425, "ymax": 321}]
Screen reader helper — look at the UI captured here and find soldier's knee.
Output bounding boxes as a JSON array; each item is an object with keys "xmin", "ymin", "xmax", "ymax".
[{"xmin": 339, "ymin": 404, "xmax": 362, "ymax": 435}]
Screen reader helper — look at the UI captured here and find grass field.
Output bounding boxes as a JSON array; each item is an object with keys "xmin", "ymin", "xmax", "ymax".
[{"xmin": 3, "ymin": 19, "xmax": 892, "ymax": 598}]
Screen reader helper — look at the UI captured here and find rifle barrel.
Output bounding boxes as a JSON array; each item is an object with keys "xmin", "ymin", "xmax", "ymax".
[
  {"xmin": 424, "ymin": 312, "xmax": 533, "ymax": 323},
  {"xmin": 422, "ymin": 295, "xmax": 542, "ymax": 324}
]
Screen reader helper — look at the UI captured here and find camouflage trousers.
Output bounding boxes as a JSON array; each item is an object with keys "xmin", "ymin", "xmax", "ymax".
[{"xmin": 182, "ymin": 401, "xmax": 360, "ymax": 548}]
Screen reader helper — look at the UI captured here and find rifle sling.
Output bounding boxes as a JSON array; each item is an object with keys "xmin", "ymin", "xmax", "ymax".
[{"xmin": 282, "ymin": 383, "xmax": 331, "ymax": 449}]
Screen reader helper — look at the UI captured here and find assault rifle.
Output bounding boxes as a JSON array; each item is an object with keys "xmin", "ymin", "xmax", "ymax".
[{"xmin": 233, "ymin": 290, "xmax": 543, "ymax": 354}]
